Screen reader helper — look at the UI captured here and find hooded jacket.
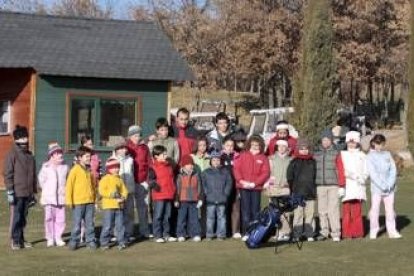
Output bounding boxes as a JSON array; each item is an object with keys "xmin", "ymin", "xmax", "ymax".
[
  {"xmin": 115, "ymin": 155, "xmax": 135, "ymax": 194},
  {"xmin": 150, "ymin": 160, "xmax": 176, "ymax": 201},
  {"xmin": 366, "ymin": 150, "xmax": 397, "ymax": 195},
  {"xmin": 176, "ymin": 169, "xmax": 202, "ymax": 202},
  {"xmin": 65, "ymin": 164, "xmax": 95, "ymax": 206},
  {"xmin": 38, "ymin": 161, "xmax": 69, "ymax": 206},
  {"xmin": 98, "ymin": 174, "xmax": 129, "ymax": 209},
  {"xmin": 233, "ymin": 151, "xmax": 270, "ymax": 191},
  {"xmin": 127, "ymin": 139, "xmax": 152, "ymax": 183}
]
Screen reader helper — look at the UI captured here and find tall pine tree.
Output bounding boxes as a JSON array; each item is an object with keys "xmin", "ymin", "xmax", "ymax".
[{"xmin": 293, "ymin": 0, "xmax": 338, "ymax": 145}]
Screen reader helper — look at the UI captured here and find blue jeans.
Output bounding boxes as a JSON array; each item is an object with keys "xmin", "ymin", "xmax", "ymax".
[
  {"xmin": 177, "ymin": 202, "xmax": 201, "ymax": 238},
  {"xmin": 123, "ymin": 194, "xmax": 135, "ymax": 240},
  {"xmin": 69, "ymin": 204, "xmax": 96, "ymax": 246},
  {"xmin": 10, "ymin": 197, "xmax": 30, "ymax": 245},
  {"xmin": 100, "ymin": 209, "xmax": 125, "ymax": 246},
  {"xmin": 134, "ymin": 184, "xmax": 150, "ymax": 237},
  {"xmin": 240, "ymin": 190, "xmax": 261, "ymax": 234},
  {"xmin": 153, "ymin": 200, "xmax": 172, "ymax": 239},
  {"xmin": 206, "ymin": 204, "xmax": 226, "ymax": 238}
]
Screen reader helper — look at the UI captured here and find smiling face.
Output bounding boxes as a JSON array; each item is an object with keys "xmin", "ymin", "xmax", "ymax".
[
  {"xmin": 216, "ymin": 119, "xmax": 229, "ymax": 134},
  {"xmin": 373, "ymin": 142, "xmax": 384, "ymax": 151},
  {"xmin": 197, "ymin": 140, "xmax": 207, "ymax": 154},
  {"xmin": 277, "ymin": 129, "xmax": 288, "ymax": 139},
  {"xmin": 157, "ymin": 126, "xmax": 169, "ymax": 139},
  {"xmin": 249, "ymin": 141, "xmax": 260, "ymax": 155},
  {"xmin": 79, "ymin": 153, "xmax": 91, "ymax": 167},
  {"xmin": 298, "ymin": 147, "xmax": 309, "ymax": 156},
  {"xmin": 155, "ymin": 151, "xmax": 168, "ymax": 162},
  {"xmin": 50, "ymin": 151, "xmax": 63, "ymax": 163},
  {"xmin": 277, "ymin": 144, "xmax": 289, "ymax": 155},
  {"xmin": 321, "ymin": 137, "xmax": 332, "ymax": 149},
  {"xmin": 223, "ymin": 140, "xmax": 234, "ymax": 154}
]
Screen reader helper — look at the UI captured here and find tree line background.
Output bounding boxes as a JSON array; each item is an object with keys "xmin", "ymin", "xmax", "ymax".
[{"xmin": 0, "ymin": 0, "xmax": 411, "ymax": 143}]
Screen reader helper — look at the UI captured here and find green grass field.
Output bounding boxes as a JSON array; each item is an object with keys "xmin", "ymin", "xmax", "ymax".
[{"xmin": 0, "ymin": 171, "xmax": 413, "ymax": 275}]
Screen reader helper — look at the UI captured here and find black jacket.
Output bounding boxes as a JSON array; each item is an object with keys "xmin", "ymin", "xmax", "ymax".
[{"xmin": 287, "ymin": 157, "xmax": 316, "ymax": 200}]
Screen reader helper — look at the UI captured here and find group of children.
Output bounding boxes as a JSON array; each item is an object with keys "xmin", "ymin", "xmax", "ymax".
[{"xmin": 4, "ymin": 108, "xmax": 402, "ymax": 251}]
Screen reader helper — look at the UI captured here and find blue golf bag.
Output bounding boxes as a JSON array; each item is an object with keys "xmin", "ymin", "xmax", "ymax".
[{"xmin": 245, "ymin": 194, "xmax": 306, "ymax": 249}]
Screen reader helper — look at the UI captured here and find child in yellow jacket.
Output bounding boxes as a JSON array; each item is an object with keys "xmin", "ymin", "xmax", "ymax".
[
  {"xmin": 66, "ymin": 146, "xmax": 97, "ymax": 250},
  {"xmin": 99, "ymin": 157, "xmax": 128, "ymax": 250}
]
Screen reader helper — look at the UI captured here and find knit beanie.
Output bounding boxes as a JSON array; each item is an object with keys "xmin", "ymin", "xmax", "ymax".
[
  {"xmin": 48, "ymin": 142, "xmax": 63, "ymax": 157},
  {"xmin": 13, "ymin": 125, "xmax": 28, "ymax": 140},
  {"xmin": 320, "ymin": 129, "xmax": 334, "ymax": 141},
  {"xmin": 210, "ymin": 150, "xmax": 222, "ymax": 160},
  {"xmin": 181, "ymin": 154, "xmax": 194, "ymax": 166},
  {"xmin": 345, "ymin": 131, "xmax": 361, "ymax": 144},
  {"xmin": 128, "ymin": 125, "xmax": 141, "ymax": 137},
  {"xmin": 297, "ymin": 138, "xmax": 310, "ymax": 150},
  {"xmin": 106, "ymin": 157, "xmax": 120, "ymax": 171}
]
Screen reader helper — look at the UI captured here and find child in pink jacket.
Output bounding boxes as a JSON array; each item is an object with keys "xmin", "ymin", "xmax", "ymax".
[{"xmin": 38, "ymin": 142, "xmax": 69, "ymax": 247}]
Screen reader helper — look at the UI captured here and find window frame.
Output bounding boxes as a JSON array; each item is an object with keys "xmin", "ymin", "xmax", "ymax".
[
  {"xmin": 65, "ymin": 92, "xmax": 142, "ymax": 152},
  {"xmin": 0, "ymin": 100, "xmax": 11, "ymax": 136}
]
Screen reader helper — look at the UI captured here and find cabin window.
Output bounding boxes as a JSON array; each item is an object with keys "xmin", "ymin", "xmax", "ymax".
[
  {"xmin": 68, "ymin": 94, "xmax": 139, "ymax": 149},
  {"xmin": 0, "ymin": 101, "xmax": 10, "ymax": 135}
]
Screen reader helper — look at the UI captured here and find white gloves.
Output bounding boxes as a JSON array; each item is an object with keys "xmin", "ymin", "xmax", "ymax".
[
  {"xmin": 263, "ymin": 182, "xmax": 270, "ymax": 189},
  {"xmin": 242, "ymin": 181, "xmax": 255, "ymax": 189},
  {"xmin": 196, "ymin": 200, "xmax": 203, "ymax": 209},
  {"xmin": 141, "ymin": 181, "xmax": 149, "ymax": 191},
  {"xmin": 338, "ymin": 188, "xmax": 345, "ymax": 198},
  {"xmin": 174, "ymin": 201, "xmax": 180, "ymax": 208}
]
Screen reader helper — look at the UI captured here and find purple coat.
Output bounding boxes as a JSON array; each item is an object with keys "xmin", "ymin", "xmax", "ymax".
[{"xmin": 38, "ymin": 161, "xmax": 69, "ymax": 206}]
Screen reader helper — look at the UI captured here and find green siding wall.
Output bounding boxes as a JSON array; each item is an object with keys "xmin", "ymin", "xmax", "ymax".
[{"xmin": 35, "ymin": 75, "xmax": 169, "ymax": 167}]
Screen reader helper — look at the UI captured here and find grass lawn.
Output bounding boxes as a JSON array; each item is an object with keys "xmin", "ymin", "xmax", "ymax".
[{"xmin": 0, "ymin": 171, "xmax": 413, "ymax": 275}]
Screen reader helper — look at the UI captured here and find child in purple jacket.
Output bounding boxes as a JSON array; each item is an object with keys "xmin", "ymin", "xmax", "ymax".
[{"xmin": 38, "ymin": 142, "xmax": 69, "ymax": 247}]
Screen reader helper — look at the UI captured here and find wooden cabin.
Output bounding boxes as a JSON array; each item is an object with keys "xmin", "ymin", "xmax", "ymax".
[{"xmin": 0, "ymin": 12, "xmax": 193, "ymax": 186}]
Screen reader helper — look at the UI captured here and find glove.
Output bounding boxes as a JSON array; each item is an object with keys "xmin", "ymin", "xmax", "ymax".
[
  {"xmin": 141, "ymin": 181, "xmax": 149, "ymax": 191},
  {"xmin": 248, "ymin": 182, "xmax": 255, "ymax": 189},
  {"xmin": 196, "ymin": 200, "xmax": 203, "ymax": 209},
  {"xmin": 263, "ymin": 182, "xmax": 270, "ymax": 189},
  {"xmin": 338, "ymin": 188, "xmax": 345, "ymax": 198},
  {"xmin": 7, "ymin": 190, "xmax": 15, "ymax": 205},
  {"xmin": 174, "ymin": 201, "xmax": 180, "ymax": 208},
  {"xmin": 28, "ymin": 195, "xmax": 37, "ymax": 208}
]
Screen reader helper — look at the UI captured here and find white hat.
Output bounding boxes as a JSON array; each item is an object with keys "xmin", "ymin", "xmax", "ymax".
[
  {"xmin": 276, "ymin": 124, "xmax": 289, "ymax": 131},
  {"xmin": 345, "ymin": 131, "xmax": 361, "ymax": 144},
  {"xmin": 275, "ymin": 139, "xmax": 289, "ymax": 147}
]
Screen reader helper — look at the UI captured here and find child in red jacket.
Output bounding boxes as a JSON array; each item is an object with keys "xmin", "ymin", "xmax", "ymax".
[
  {"xmin": 149, "ymin": 145, "xmax": 177, "ymax": 243},
  {"xmin": 233, "ymin": 135, "xmax": 270, "ymax": 241}
]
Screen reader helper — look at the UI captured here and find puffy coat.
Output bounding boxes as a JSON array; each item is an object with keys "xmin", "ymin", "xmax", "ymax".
[
  {"xmin": 366, "ymin": 150, "xmax": 396, "ymax": 196},
  {"xmin": 176, "ymin": 169, "xmax": 202, "ymax": 202},
  {"xmin": 201, "ymin": 166, "xmax": 232, "ymax": 204},
  {"xmin": 38, "ymin": 161, "xmax": 69, "ymax": 206},
  {"xmin": 287, "ymin": 155, "xmax": 317, "ymax": 200},
  {"xmin": 206, "ymin": 129, "xmax": 232, "ymax": 152},
  {"xmin": 150, "ymin": 160, "xmax": 176, "ymax": 201},
  {"xmin": 65, "ymin": 164, "xmax": 95, "ymax": 206},
  {"xmin": 314, "ymin": 146, "xmax": 340, "ymax": 186},
  {"xmin": 3, "ymin": 145, "xmax": 37, "ymax": 197},
  {"xmin": 98, "ymin": 174, "xmax": 129, "ymax": 209},
  {"xmin": 127, "ymin": 139, "xmax": 152, "ymax": 184},
  {"xmin": 233, "ymin": 151, "xmax": 270, "ymax": 191},
  {"xmin": 337, "ymin": 149, "xmax": 368, "ymax": 202}
]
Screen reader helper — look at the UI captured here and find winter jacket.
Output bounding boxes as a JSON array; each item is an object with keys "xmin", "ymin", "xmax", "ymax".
[
  {"xmin": 287, "ymin": 155, "xmax": 316, "ymax": 200},
  {"xmin": 266, "ymin": 135, "xmax": 297, "ymax": 156},
  {"xmin": 206, "ymin": 129, "xmax": 231, "ymax": 152},
  {"xmin": 171, "ymin": 124, "xmax": 199, "ymax": 166},
  {"xmin": 337, "ymin": 149, "xmax": 368, "ymax": 202},
  {"xmin": 98, "ymin": 174, "xmax": 129, "ymax": 209},
  {"xmin": 201, "ymin": 166, "xmax": 232, "ymax": 204},
  {"xmin": 150, "ymin": 160, "xmax": 176, "ymax": 201},
  {"xmin": 127, "ymin": 139, "xmax": 152, "ymax": 184},
  {"xmin": 74, "ymin": 152, "xmax": 101, "ymax": 186},
  {"xmin": 65, "ymin": 164, "xmax": 96, "ymax": 206},
  {"xmin": 176, "ymin": 169, "xmax": 202, "ymax": 202},
  {"xmin": 233, "ymin": 151, "xmax": 270, "ymax": 191},
  {"xmin": 266, "ymin": 153, "xmax": 292, "ymax": 197},
  {"xmin": 38, "ymin": 161, "xmax": 69, "ymax": 206},
  {"xmin": 191, "ymin": 153, "xmax": 210, "ymax": 173},
  {"xmin": 366, "ymin": 150, "xmax": 397, "ymax": 196},
  {"xmin": 314, "ymin": 146, "xmax": 340, "ymax": 186},
  {"xmin": 116, "ymin": 155, "xmax": 135, "ymax": 194},
  {"xmin": 3, "ymin": 145, "xmax": 37, "ymax": 197},
  {"xmin": 148, "ymin": 136, "xmax": 180, "ymax": 168}
]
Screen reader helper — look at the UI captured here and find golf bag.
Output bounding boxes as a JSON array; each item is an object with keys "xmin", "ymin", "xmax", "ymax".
[{"xmin": 245, "ymin": 194, "xmax": 306, "ymax": 249}]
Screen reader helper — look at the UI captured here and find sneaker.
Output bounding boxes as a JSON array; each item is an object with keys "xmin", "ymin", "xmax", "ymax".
[
  {"xmin": 332, "ymin": 237, "xmax": 341, "ymax": 242},
  {"xmin": 55, "ymin": 239, "xmax": 66, "ymax": 247},
  {"xmin": 155, "ymin": 238, "xmax": 165, "ymax": 243},
  {"xmin": 192, "ymin": 236, "xmax": 201, "ymax": 242},
  {"xmin": 88, "ymin": 242, "xmax": 97, "ymax": 250},
  {"xmin": 80, "ymin": 237, "xmax": 85, "ymax": 244},
  {"xmin": 118, "ymin": 244, "xmax": 127, "ymax": 251},
  {"xmin": 316, "ymin": 235, "xmax": 327, "ymax": 241},
  {"xmin": 389, "ymin": 232, "xmax": 402, "ymax": 239},
  {"xmin": 148, "ymin": 234, "xmax": 154, "ymax": 238},
  {"xmin": 166, "ymin": 237, "xmax": 177, "ymax": 242},
  {"xmin": 232, "ymin": 233, "xmax": 242, "ymax": 239},
  {"xmin": 369, "ymin": 232, "xmax": 377, "ymax": 240},
  {"xmin": 23, "ymin": 241, "xmax": 33, "ymax": 248},
  {"xmin": 11, "ymin": 243, "xmax": 21, "ymax": 250},
  {"xmin": 241, "ymin": 235, "xmax": 249, "ymax": 242},
  {"xmin": 277, "ymin": 235, "xmax": 290, "ymax": 242},
  {"xmin": 101, "ymin": 245, "xmax": 110, "ymax": 251},
  {"xmin": 307, "ymin": 237, "xmax": 315, "ymax": 242},
  {"xmin": 178, "ymin": 237, "xmax": 186, "ymax": 242},
  {"xmin": 46, "ymin": 240, "xmax": 54, "ymax": 247},
  {"xmin": 110, "ymin": 237, "xmax": 117, "ymax": 242}
]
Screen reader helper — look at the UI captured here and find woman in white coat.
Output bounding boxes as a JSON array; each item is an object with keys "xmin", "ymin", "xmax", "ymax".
[{"xmin": 336, "ymin": 131, "xmax": 368, "ymax": 239}]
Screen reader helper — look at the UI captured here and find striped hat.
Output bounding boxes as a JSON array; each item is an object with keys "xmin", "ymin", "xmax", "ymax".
[
  {"xmin": 48, "ymin": 142, "xmax": 63, "ymax": 157},
  {"xmin": 106, "ymin": 157, "xmax": 120, "ymax": 171}
]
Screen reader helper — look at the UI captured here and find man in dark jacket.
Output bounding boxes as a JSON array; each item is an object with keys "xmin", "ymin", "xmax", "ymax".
[
  {"xmin": 287, "ymin": 139, "xmax": 316, "ymax": 242},
  {"xmin": 3, "ymin": 125, "xmax": 37, "ymax": 250},
  {"xmin": 201, "ymin": 151, "xmax": 232, "ymax": 240},
  {"xmin": 206, "ymin": 112, "xmax": 232, "ymax": 153}
]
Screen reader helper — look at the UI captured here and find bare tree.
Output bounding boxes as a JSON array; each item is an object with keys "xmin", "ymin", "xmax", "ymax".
[{"xmin": 51, "ymin": 0, "xmax": 114, "ymax": 18}]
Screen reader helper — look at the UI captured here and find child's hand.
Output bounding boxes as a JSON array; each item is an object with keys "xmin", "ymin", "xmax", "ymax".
[
  {"xmin": 116, "ymin": 197, "xmax": 125, "ymax": 203},
  {"xmin": 337, "ymin": 188, "xmax": 345, "ymax": 198},
  {"xmin": 263, "ymin": 182, "xmax": 270, "ymax": 189},
  {"xmin": 174, "ymin": 201, "xmax": 180, "ymax": 208},
  {"xmin": 248, "ymin": 182, "xmax": 255, "ymax": 189},
  {"xmin": 196, "ymin": 200, "xmax": 203, "ymax": 209}
]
